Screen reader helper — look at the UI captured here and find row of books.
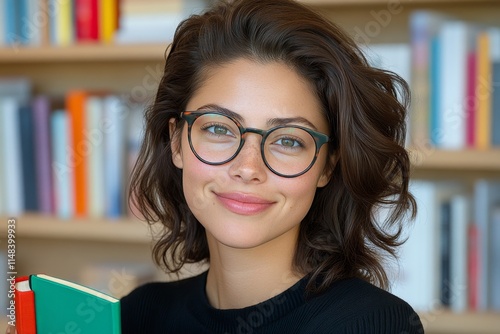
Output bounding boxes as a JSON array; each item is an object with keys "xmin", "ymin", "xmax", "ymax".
[
  {"xmin": 0, "ymin": 0, "xmax": 119, "ymax": 47},
  {"xmin": 408, "ymin": 10, "xmax": 500, "ymax": 150},
  {"xmin": 0, "ymin": 0, "xmax": 211, "ymax": 47},
  {"xmin": 387, "ymin": 179, "xmax": 500, "ymax": 313},
  {"xmin": 0, "ymin": 77, "xmax": 145, "ymax": 218}
]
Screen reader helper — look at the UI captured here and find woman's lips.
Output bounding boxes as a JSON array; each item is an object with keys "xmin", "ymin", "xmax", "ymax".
[{"xmin": 215, "ymin": 192, "xmax": 274, "ymax": 215}]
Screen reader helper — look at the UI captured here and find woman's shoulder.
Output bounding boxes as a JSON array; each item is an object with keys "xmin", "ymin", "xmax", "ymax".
[
  {"xmin": 303, "ymin": 277, "xmax": 424, "ymax": 333},
  {"xmin": 119, "ymin": 271, "xmax": 207, "ymax": 333},
  {"xmin": 121, "ymin": 271, "xmax": 206, "ymax": 305}
]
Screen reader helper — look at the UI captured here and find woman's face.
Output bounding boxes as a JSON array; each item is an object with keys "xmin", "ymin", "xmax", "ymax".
[{"xmin": 172, "ymin": 58, "xmax": 331, "ymax": 251}]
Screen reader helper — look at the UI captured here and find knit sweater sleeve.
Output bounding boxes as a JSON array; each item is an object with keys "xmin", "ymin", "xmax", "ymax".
[{"xmin": 310, "ymin": 302, "xmax": 424, "ymax": 334}]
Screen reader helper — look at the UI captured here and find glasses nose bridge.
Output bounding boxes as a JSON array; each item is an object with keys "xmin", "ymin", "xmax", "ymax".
[{"xmin": 240, "ymin": 127, "xmax": 267, "ymax": 143}]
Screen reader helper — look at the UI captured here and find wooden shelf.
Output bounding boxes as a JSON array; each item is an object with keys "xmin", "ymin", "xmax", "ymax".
[
  {"xmin": 0, "ymin": 215, "xmax": 155, "ymax": 243},
  {"xmin": 299, "ymin": 0, "xmax": 500, "ymax": 5},
  {"xmin": 0, "ymin": 43, "xmax": 167, "ymax": 63},
  {"xmin": 410, "ymin": 149, "xmax": 500, "ymax": 172},
  {"xmin": 421, "ymin": 311, "xmax": 500, "ymax": 334}
]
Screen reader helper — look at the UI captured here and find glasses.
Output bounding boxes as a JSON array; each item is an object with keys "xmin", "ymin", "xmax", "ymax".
[{"xmin": 180, "ymin": 111, "xmax": 330, "ymax": 178}]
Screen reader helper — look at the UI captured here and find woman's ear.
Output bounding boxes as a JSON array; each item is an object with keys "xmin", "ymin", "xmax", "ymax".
[
  {"xmin": 317, "ymin": 153, "xmax": 338, "ymax": 188},
  {"xmin": 169, "ymin": 118, "xmax": 183, "ymax": 169}
]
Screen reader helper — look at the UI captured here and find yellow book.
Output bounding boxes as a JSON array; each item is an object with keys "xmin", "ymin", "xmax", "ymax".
[
  {"xmin": 57, "ymin": 0, "xmax": 74, "ymax": 46},
  {"xmin": 100, "ymin": 0, "xmax": 118, "ymax": 44},
  {"xmin": 475, "ymin": 31, "xmax": 492, "ymax": 150}
]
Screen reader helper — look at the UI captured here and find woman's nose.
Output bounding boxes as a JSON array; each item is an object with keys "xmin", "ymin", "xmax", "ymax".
[{"xmin": 228, "ymin": 134, "xmax": 268, "ymax": 183}]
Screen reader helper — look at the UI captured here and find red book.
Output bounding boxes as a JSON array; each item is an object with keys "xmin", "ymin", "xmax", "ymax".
[
  {"xmin": 465, "ymin": 52, "xmax": 477, "ymax": 147},
  {"xmin": 15, "ymin": 276, "xmax": 36, "ymax": 334},
  {"xmin": 76, "ymin": 0, "xmax": 99, "ymax": 42}
]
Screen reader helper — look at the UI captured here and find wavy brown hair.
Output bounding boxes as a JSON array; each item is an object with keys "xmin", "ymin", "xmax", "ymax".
[{"xmin": 129, "ymin": 0, "xmax": 416, "ymax": 294}]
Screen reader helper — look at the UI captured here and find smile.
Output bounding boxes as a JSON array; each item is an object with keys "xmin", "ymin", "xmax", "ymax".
[{"xmin": 215, "ymin": 192, "xmax": 274, "ymax": 215}]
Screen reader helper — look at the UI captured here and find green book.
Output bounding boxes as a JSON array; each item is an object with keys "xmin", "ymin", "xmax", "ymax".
[{"xmin": 29, "ymin": 274, "xmax": 121, "ymax": 334}]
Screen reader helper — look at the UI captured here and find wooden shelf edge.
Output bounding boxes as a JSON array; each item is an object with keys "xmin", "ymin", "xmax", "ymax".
[
  {"xmin": 410, "ymin": 148, "xmax": 500, "ymax": 172},
  {"xmin": 0, "ymin": 215, "xmax": 156, "ymax": 243},
  {"xmin": 0, "ymin": 43, "xmax": 168, "ymax": 63}
]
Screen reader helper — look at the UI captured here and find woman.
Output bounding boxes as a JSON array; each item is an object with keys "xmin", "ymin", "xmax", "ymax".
[
  {"xmin": 120, "ymin": 0, "xmax": 423, "ymax": 332},
  {"xmin": 6, "ymin": 0, "xmax": 422, "ymax": 333},
  {"xmin": 122, "ymin": 0, "xmax": 424, "ymax": 332}
]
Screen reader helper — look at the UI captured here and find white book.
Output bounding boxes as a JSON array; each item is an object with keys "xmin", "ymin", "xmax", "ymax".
[
  {"xmin": 0, "ymin": 97, "xmax": 24, "ymax": 215},
  {"xmin": 437, "ymin": 20, "xmax": 476, "ymax": 149},
  {"xmin": 86, "ymin": 96, "xmax": 106, "ymax": 218}
]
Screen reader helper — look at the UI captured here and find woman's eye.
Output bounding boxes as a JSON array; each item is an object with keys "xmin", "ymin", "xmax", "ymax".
[
  {"xmin": 204, "ymin": 124, "xmax": 234, "ymax": 137},
  {"xmin": 275, "ymin": 138, "xmax": 301, "ymax": 148}
]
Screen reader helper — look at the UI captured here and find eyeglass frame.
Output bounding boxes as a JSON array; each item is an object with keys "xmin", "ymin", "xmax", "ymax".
[{"xmin": 179, "ymin": 111, "xmax": 331, "ymax": 178}]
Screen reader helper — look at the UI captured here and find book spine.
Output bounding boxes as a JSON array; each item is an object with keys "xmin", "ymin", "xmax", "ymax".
[
  {"xmin": 475, "ymin": 31, "xmax": 491, "ymax": 150},
  {"xmin": 465, "ymin": 51, "xmax": 477, "ymax": 148},
  {"xmin": 75, "ymin": 0, "xmax": 99, "ymax": 42},
  {"xmin": 66, "ymin": 91, "xmax": 88, "ymax": 217},
  {"xmin": 1, "ymin": 97, "xmax": 24, "ymax": 215},
  {"xmin": 33, "ymin": 95, "xmax": 54, "ymax": 214},
  {"xmin": 19, "ymin": 104, "xmax": 38, "ymax": 212},
  {"xmin": 437, "ymin": 21, "xmax": 470, "ymax": 149},
  {"xmin": 15, "ymin": 277, "xmax": 37, "ymax": 334},
  {"xmin": 99, "ymin": 0, "xmax": 117, "ymax": 43},
  {"xmin": 50, "ymin": 110, "xmax": 74, "ymax": 218},
  {"xmin": 490, "ymin": 206, "xmax": 500, "ymax": 311}
]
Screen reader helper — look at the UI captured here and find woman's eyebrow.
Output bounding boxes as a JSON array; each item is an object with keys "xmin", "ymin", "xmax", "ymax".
[{"xmin": 196, "ymin": 103, "xmax": 318, "ymax": 130}]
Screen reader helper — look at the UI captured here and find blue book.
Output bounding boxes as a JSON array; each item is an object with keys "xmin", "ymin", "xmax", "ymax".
[
  {"xmin": 429, "ymin": 35, "xmax": 440, "ymax": 146},
  {"xmin": 5, "ymin": 0, "xmax": 18, "ymax": 45},
  {"xmin": 19, "ymin": 104, "xmax": 38, "ymax": 212}
]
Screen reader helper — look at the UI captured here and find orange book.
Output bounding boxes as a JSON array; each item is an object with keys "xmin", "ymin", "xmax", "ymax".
[
  {"xmin": 475, "ymin": 31, "xmax": 492, "ymax": 150},
  {"xmin": 15, "ymin": 277, "xmax": 36, "ymax": 334},
  {"xmin": 66, "ymin": 91, "xmax": 88, "ymax": 217}
]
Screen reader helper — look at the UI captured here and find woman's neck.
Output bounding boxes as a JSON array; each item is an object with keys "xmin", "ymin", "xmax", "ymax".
[{"xmin": 205, "ymin": 231, "xmax": 303, "ymax": 310}]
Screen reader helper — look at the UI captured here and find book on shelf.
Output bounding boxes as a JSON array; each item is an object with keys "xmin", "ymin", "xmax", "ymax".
[
  {"xmin": 15, "ymin": 274, "xmax": 121, "ymax": 334},
  {"xmin": 408, "ymin": 11, "xmax": 500, "ymax": 150},
  {"xmin": 0, "ymin": 79, "xmax": 146, "ymax": 219},
  {"xmin": 386, "ymin": 180, "xmax": 469, "ymax": 312},
  {"xmin": 1, "ymin": 0, "xmax": 120, "ymax": 47}
]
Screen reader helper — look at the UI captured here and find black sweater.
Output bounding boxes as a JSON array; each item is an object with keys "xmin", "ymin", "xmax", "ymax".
[{"xmin": 121, "ymin": 271, "xmax": 424, "ymax": 333}]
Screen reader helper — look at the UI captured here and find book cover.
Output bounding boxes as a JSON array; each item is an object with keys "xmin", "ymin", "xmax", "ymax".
[
  {"xmin": 30, "ymin": 274, "xmax": 121, "ymax": 334},
  {"xmin": 66, "ymin": 90, "xmax": 88, "ymax": 217},
  {"xmin": 14, "ymin": 276, "xmax": 37, "ymax": 334}
]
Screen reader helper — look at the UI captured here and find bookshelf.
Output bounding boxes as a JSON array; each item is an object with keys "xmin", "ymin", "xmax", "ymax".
[{"xmin": 1, "ymin": 0, "xmax": 499, "ymax": 333}]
